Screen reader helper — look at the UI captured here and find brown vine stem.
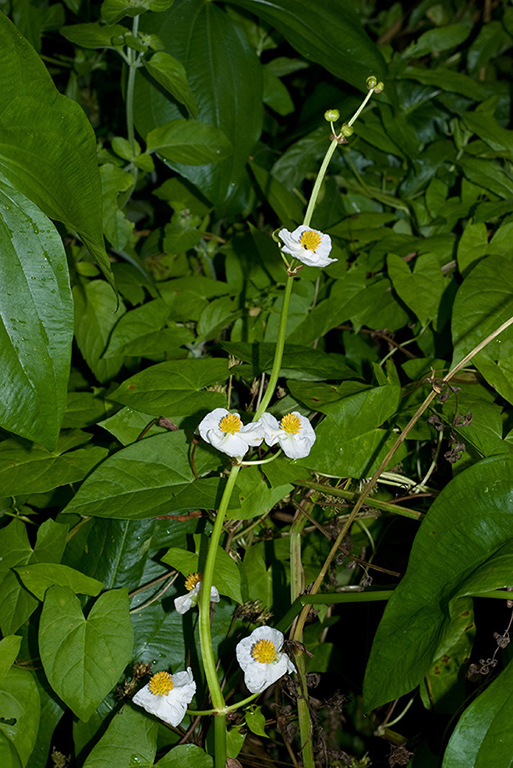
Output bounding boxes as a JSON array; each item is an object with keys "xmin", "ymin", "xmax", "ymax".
[{"xmin": 292, "ymin": 313, "xmax": 513, "ymax": 643}]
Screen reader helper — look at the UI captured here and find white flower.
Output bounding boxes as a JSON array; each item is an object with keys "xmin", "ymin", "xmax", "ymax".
[
  {"xmin": 132, "ymin": 667, "xmax": 196, "ymax": 727},
  {"xmin": 236, "ymin": 626, "xmax": 294, "ymax": 694},
  {"xmin": 174, "ymin": 572, "xmax": 220, "ymax": 614},
  {"xmin": 198, "ymin": 408, "xmax": 264, "ymax": 458},
  {"xmin": 278, "ymin": 225, "xmax": 336, "ymax": 268},
  {"xmin": 260, "ymin": 412, "xmax": 316, "ymax": 459}
]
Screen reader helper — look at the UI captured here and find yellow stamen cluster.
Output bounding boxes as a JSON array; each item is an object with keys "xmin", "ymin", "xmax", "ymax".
[
  {"xmin": 299, "ymin": 230, "xmax": 322, "ymax": 251},
  {"xmin": 219, "ymin": 413, "xmax": 242, "ymax": 434},
  {"xmin": 185, "ymin": 572, "xmax": 202, "ymax": 592},
  {"xmin": 149, "ymin": 671, "xmax": 174, "ymax": 696},
  {"xmin": 251, "ymin": 639, "xmax": 277, "ymax": 664},
  {"xmin": 281, "ymin": 414, "xmax": 301, "ymax": 434}
]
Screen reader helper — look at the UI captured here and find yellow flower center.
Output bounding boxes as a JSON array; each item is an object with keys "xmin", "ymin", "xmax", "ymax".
[
  {"xmin": 185, "ymin": 572, "xmax": 202, "ymax": 591},
  {"xmin": 149, "ymin": 671, "xmax": 174, "ymax": 696},
  {"xmin": 251, "ymin": 639, "xmax": 277, "ymax": 664},
  {"xmin": 219, "ymin": 413, "xmax": 242, "ymax": 434},
  {"xmin": 280, "ymin": 414, "xmax": 302, "ymax": 434},
  {"xmin": 299, "ymin": 230, "xmax": 322, "ymax": 251}
]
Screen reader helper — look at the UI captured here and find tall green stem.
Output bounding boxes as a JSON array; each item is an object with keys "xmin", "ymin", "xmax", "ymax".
[
  {"xmin": 253, "ymin": 274, "xmax": 294, "ymax": 420},
  {"xmin": 199, "ymin": 463, "xmax": 241, "ymax": 767},
  {"xmin": 302, "ymin": 138, "xmax": 338, "ymax": 228},
  {"xmin": 125, "ymin": 15, "xmax": 139, "ymax": 155}
]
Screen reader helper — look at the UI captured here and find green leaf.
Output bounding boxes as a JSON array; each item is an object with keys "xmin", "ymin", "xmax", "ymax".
[
  {"xmin": 459, "ymin": 156, "xmax": 513, "ymax": 199},
  {"xmin": 0, "ymin": 636, "xmax": 22, "ymax": 686},
  {"xmin": 363, "ymin": 455, "xmax": 513, "ymax": 710},
  {"xmin": 245, "ymin": 706, "xmax": 268, "ymax": 738},
  {"xmin": 300, "ymin": 383, "xmax": 404, "ymax": 478},
  {"xmin": 456, "ymin": 221, "xmax": 488, "ymax": 275},
  {"xmin": 224, "ymin": 0, "xmax": 385, "ymax": 89},
  {"xmin": 452, "ymin": 256, "xmax": 513, "ymax": 404},
  {"xmin": 403, "ymin": 23, "xmax": 471, "ymax": 59},
  {"xmin": 226, "ymin": 726, "xmax": 245, "ymax": 759},
  {"xmin": 227, "ymin": 466, "xmax": 293, "ymax": 521},
  {"xmin": 147, "ymin": 119, "xmax": 232, "ymax": 165},
  {"xmin": 102, "ymin": 0, "xmax": 174, "ymax": 24},
  {"xmin": 153, "ymin": 744, "xmax": 213, "ymax": 768},
  {"xmin": 135, "ymin": 0, "xmax": 263, "ymax": 212},
  {"xmin": 0, "ymin": 13, "xmax": 113, "ymax": 286},
  {"xmin": 60, "ymin": 22, "xmax": 129, "ymax": 49},
  {"xmin": 74, "ymin": 281, "xmax": 127, "ymax": 384},
  {"xmin": 39, "ymin": 586, "xmax": 133, "ymax": 722},
  {"xmin": 397, "ymin": 66, "xmax": 489, "ymax": 101},
  {"xmin": 0, "ymin": 178, "xmax": 73, "ymax": 449},
  {"xmin": 109, "ymin": 359, "xmax": 229, "ymax": 416},
  {"xmin": 221, "ymin": 342, "xmax": 355, "ymax": 382},
  {"xmin": 442, "ymin": 655, "xmax": 513, "ymax": 768},
  {"xmin": 143, "ymin": 52, "xmax": 198, "ymax": 116},
  {"xmin": 0, "ymin": 436, "xmax": 108, "ymax": 496},
  {"xmin": 0, "ymin": 667, "xmax": 40, "ymax": 768},
  {"xmin": 103, "ymin": 299, "xmax": 175, "ymax": 357},
  {"xmin": 99, "ymin": 164, "xmax": 135, "ymax": 250},
  {"xmin": 61, "ymin": 432, "xmax": 218, "ymax": 520},
  {"xmin": 14, "ymin": 563, "xmax": 103, "ymax": 601},
  {"xmin": 387, "ymin": 253, "xmax": 446, "ymax": 326},
  {"xmin": 83, "ymin": 705, "xmax": 157, "ymax": 768}
]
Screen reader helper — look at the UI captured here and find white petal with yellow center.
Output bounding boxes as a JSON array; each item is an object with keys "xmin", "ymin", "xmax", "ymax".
[
  {"xmin": 278, "ymin": 225, "xmax": 336, "ymax": 268},
  {"xmin": 174, "ymin": 580, "xmax": 220, "ymax": 614},
  {"xmin": 236, "ymin": 626, "xmax": 294, "ymax": 694},
  {"xmin": 198, "ymin": 408, "xmax": 264, "ymax": 458},
  {"xmin": 260, "ymin": 412, "xmax": 316, "ymax": 459},
  {"xmin": 132, "ymin": 667, "xmax": 196, "ymax": 726}
]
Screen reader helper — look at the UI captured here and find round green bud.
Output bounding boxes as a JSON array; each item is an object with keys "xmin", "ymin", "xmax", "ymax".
[
  {"xmin": 366, "ymin": 76, "xmax": 378, "ymax": 90},
  {"xmin": 340, "ymin": 124, "xmax": 354, "ymax": 137},
  {"xmin": 324, "ymin": 109, "xmax": 340, "ymax": 122},
  {"xmin": 374, "ymin": 81, "xmax": 385, "ymax": 93}
]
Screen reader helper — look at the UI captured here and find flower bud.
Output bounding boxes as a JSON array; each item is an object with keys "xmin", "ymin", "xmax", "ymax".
[
  {"xmin": 366, "ymin": 76, "xmax": 378, "ymax": 90},
  {"xmin": 374, "ymin": 81, "xmax": 385, "ymax": 93},
  {"xmin": 324, "ymin": 108, "xmax": 340, "ymax": 122},
  {"xmin": 340, "ymin": 124, "xmax": 354, "ymax": 137}
]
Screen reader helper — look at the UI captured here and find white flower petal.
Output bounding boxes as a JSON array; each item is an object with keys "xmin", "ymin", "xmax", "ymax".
[
  {"xmin": 198, "ymin": 408, "xmax": 263, "ymax": 458},
  {"xmin": 174, "ymin": 592, "xmax": 194, "ymax": 614},
  {"xmin": 278, "ymin": 226, "xmax": 337, "ymax": 268},
  {"xmin": 174, "ymin": 582, "xmax": 220, "ymax": 614},
  {"xmin": 132, "ymin": 668, "xmax": 196, "ymax": 727},
  {"xmin": 236, "ymin": 626, "xmax": 294, "ymax": 694},
  {"xmin": 260, "ymin": 413, "xmax": 281, "ymax": 447}
]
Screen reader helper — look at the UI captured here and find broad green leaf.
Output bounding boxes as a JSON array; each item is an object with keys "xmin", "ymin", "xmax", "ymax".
[
  {"xmin": 103, "ymin": 299, "xmax": 172, "ymax": 357},
  {"xmin": 143, "ymin": 52, "xmax": 198, "ymax": 116},
  {"xmin": 221, "ymin": 342, "xmax": 355, "ymax": 382},
  {"xmin": 99, "ymin": 406, "xmax": 170, "ymax": 446},
  {"xmin": 196, "ymin": 297, "xmax": 241, "ymax": 343},
  {"xmin": 60, "ymin": 22, "xmax": 128, "ymax": 49},
  {"xmin": 0, "ymin": 436, "xmax": 108, "ymax": 496},
  {"xmin": 153, "ymin": 744, "xmax": 213, "ymax": 768},
  {"xmin": 0, "ymin": 13, "xmax": 112, "ymax": 285},
  {"xmin": 102, "ymin": 0, "xmax": 173, "ymax": 24},
  {"xmin": 99, "ymin": 164, "xmax": 135, "ymax": 250},
  {"xmin": 403, "ymin": 23, "xmax": 471, "ymax": 59},
  {"xmin": 39, "ymin": 586, "xmax": 133, "ymax": 722},
  {"xmin": 397, "ymin": 66, "xmax": 489, "ymax": 101},
  {"xmin": 0, "ymin": 178, "xmax": 73, "ymax": 449},
  {"xmin": 300, "ymin": 383, "xmax": 403, "ymax": 478},
  {"xmin": 63, "ymin": 391, "xmax": 114, "ymax": 429},
  {"xmin": 227, "ymin": 466, "xmax": 293, "ymax": 521},
  {"xmin": 62, "ymin": 431, "xmax": 219, "ymax": 519},
  {"xmin": 109, "ymin": 358, "xmax": 229, "ymax": 416},
  {"xmin": 26, "ymin": 674, "xmax": 66, "ymax": 768},
  {"xmin": 387, "ymin": 252, "xmax": 446, "ymax": 326},
  {"xmin": 442, "ymin": 655, "xmax": 513, "ymax": 768},
  {"xmin": 224, "ymin": 0, "xmax": 385, "ymax": 89},
  {"xmin": 0, "ymin": 636, "xmax": 22, "ymax": 686},
  {"xmin": 452, "ymin": 256, "xmax": 513, "ymax": 404},
  {"xmin": 135, "ymin": 0, "xmax": 263, "ymax": 212},
  {"xmin": 83, "ymin": 705, "xmax": 157, "ymax": 768},
  {"xmin": 0, "ymin": 519, "xmax": 68, "ymax": 635},
  {"xmin": 147, "ymin": 119, "xmax": 232, "ymax": 165},
  {"xmin": 0, "ymin": 667, "xmax": 40, "ymax": 768},
  {"xmin": 363, "ymin": 455, "xmax": 513, "ymax": 710},
  {"xmin": 459, "ymin": 156, "xmax": 513, "ymax": 199},
  {"xmin": 462, "ymin": 111, "xmax": 513, "ymax": 162},
  {"xmin": 249, "ymin": 162, "xmax": 304, "ymax": 229},
  {"xmin": 14, "ymin": 563, "xmax": 103, "ymax": 601},
  {"xmin": 73, "ymin": 281, "xmax": 126, "ymax": 384},
  {"xmin": 457, "ymin": 221, "xmax": 488, "ymax": 275}
]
